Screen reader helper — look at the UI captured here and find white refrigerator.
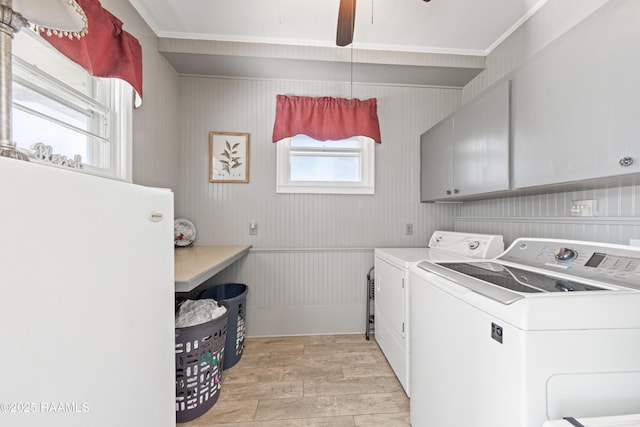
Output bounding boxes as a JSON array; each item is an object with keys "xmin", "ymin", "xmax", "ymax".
[{"xmin": 0, "ymin": 157, "xmax": 176, "ymax": 426}]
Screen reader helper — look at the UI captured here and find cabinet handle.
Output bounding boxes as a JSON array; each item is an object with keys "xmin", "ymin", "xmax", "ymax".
[
  {"xmin": 453, "ymin": 188, "xmax": 460, "ymax": 194},
  {"xmin": 619, "ymin": 156, "xmax": 634, "ymax": 167},
  {"xmin": 446, "ymin": 190, "xmax": 451, "ymax": 195}
]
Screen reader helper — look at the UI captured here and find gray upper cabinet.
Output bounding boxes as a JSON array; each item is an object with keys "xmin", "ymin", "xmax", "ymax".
[
  {"xmin": 420, "ymin": 117, "xmax": 454, "ymax": 201},
  {"xmin": 512, "ymin": 2, "xmax": 640, "ymax": 189},
  {"xmin": 420, "ymin": 80, "xmax": 510, "ymax": 202},
  {"xmin": 453, "ymin": 80, "xmax": 510, "ymax": 198},
  {"xmin": 420, "ymin": 2, "xmax": 640, "ymax": 202}
]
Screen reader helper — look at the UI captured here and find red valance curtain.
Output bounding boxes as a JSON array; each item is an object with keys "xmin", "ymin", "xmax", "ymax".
[
  {"xmin": 272, "ymin": 95, "xmax": 382, "ymax": 143},
  {"xmin": 40, "ymin": 0, "xmax": 143, "ymax": 107}
]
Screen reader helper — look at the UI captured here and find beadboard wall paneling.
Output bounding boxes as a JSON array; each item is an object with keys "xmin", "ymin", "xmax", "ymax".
[
  {"xmin": 207, "ymin": 249, "xmax": 375, "ymax": 336},
  {"xmin": 176, "ymin": 78, "xmax": 459, "ymax": 248},
  {"xmin": 102, "ymin": 0, "xmax": 181, "ymax": 192},
  {"xmin": 455, "ymin": 186, "xmax": 640, "ymax": 247},
  {"xmin": 176, "ymin": 77, "xmax": 459, "ymax": 336}
]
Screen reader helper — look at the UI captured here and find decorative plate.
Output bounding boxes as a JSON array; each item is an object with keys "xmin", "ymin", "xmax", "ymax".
[{"xmin": 174, "ymin": 218, "xmax": 196, "ymax": 247}]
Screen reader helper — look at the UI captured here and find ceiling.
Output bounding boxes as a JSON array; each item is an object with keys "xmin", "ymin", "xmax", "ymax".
[{"xmin": 128, "ymin": 0, "xmax": 549, "ymax": 87}]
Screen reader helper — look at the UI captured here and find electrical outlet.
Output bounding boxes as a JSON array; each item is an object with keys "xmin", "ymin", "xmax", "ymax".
[{"xmin": 405, "ymin": 223, "xmax": 413, "ymax": 235}]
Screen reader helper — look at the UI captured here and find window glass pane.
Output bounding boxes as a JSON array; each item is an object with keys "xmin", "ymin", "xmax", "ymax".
[
  {"xmin": 290, "ymin": 155, "xmax": 360, "ymax": 181},
  {"xmin": 12, "ymin": 73, "xmax": 109, "ymax": 167},
  {"xmin": 13, "ymin": 109, "xmax": 105, "ymax": 168},
  {"xmin": 10, "ymin": 29, "xmax": 124, "ymax": 177},
  {"xmin": 13, "ymin": 81, "xmax": 101, "ymax": 133},
  {"xmin": 277, "ymin": 136, "xmax": 374, "ymax": 194},
  {"xmin": 13, "ymin": 30, "xmax": 90, "ymax": 95},
  {"xmin": 291, "ymin": 134, "xmax": 360, "ymax": 149}
]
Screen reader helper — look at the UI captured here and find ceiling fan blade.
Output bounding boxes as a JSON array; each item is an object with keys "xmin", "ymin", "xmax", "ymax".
[{"xmin": 336, "ymin": 0, "xmax": 356, "ymax": 46}]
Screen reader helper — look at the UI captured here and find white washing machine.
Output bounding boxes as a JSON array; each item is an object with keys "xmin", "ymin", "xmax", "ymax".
[
  {"xmin": 409, "ymin": 238, "xmax": 640, "ymax": 427},
  {"xmin": 374, "ymin": 231, "xmax": 503, "ymax": 395},
  {"xmin": 544, "ymin": 414, "xmax": 640, "ymax": 427}
]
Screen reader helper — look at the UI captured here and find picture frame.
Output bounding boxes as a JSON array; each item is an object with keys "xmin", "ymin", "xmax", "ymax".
[{"xmin": 209, "ymin": 132, "xmax": 250, "ymax": 183}]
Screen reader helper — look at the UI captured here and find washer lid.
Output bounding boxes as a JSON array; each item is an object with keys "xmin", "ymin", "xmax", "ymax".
[
  {"xmin": 416, "ymin": 260, "xmax": 524, "ymax": 305},
  {"xmin": 414, "ymin": 259, "xmax": 640, "ymax": 330},
  {"xmin": 437, "ymin": 262, "xmax": 607, "ymax": 294}
]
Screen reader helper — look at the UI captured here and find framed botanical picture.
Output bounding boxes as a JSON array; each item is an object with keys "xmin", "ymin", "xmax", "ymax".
[{"xmin": 209, "ymin": 132, "xmax": 250, "ymax": 183}]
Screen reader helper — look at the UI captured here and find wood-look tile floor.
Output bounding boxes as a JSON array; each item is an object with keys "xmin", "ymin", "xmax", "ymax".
[{"xmin": 178, "ymin": 335, "xmax": 410, "ymax": 427}]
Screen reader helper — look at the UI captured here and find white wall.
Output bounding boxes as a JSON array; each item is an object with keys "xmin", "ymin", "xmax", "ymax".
[
  {"xmin": 462, "ymin": 0, "xmax": 611, "ymax": 103},
  {"xmin": 101, "ymin": 0, "xmax": 181, "ymax": 192},
  {"xmin": 175, "ymin": 77, "xmax": 459, "ymax": 336}
]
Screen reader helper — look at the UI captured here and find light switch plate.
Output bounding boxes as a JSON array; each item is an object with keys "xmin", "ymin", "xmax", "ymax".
[{"xmin": 570, "ymin": 200, "xmax": 598, "ymax": 217}]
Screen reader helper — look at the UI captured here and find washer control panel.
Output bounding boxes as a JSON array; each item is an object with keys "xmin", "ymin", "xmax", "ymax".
[
  {"xmin": 554, "ymin": 247, "xmax": 578, "ymax": 262},
  {"xmin": 428, "ymin": 231, "xmax": 504, "ymax": 259},
  {"xmin": 499, "ymin": 238, "xmax": 640, "ymax": 289}
]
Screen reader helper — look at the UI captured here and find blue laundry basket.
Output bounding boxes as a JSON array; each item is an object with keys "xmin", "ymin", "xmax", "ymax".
[{"xmin": 201, "ymin": 283, "xmax": 248, "ymax": 369}]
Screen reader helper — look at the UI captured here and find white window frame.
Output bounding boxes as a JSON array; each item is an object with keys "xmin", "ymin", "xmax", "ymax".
[
  {"xmin": 12, "ymin": 30, "xmax": 133, "ymax": 182},
  {"xmin": 276, "ymin": 135, "xmax": 375, "ymax": 194}
]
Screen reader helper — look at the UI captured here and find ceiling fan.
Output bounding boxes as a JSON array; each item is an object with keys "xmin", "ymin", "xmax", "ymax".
[
  {"xmin": 336, "ymin": 0, "xmax": 431, "ymax": 47},
  {"xmin": 336, "ymin": 0, "xmax": 356, "ymax": 46}
]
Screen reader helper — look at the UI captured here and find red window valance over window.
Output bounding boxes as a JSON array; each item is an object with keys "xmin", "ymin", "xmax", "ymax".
[
  {"xmin": 272, "ymin": 95, "xmax": 382, "ymax": 143},
  {"xmin": 41, "ymin": 0, "xmax": 143, "ymax": 106}
]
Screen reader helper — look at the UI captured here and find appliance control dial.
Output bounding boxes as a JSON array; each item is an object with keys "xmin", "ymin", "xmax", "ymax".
[
  {"xmin": 468, "ymin": 240, "xmax": 480, "ymax": 250},
  {"xmin": 554, "ymin": 247, "xmax": 578, "ymax": 262}
]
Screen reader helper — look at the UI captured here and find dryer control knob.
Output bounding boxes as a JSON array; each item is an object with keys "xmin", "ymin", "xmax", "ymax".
[
  {"xmin": 468, "ymin": 240, "xmax": 480, "ymax": 250},
  {"xmin": 554, "ymin": 247, "xmax": 577, "ymax": 262}
]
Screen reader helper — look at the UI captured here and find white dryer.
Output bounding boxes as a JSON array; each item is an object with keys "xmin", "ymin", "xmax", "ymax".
[
  {"xmin": 374, "ymin": 231, "xmax": 503, "ymax": 395},
  {"xmin": 409, "ymin": 238, "xmax": 640, "ymax": 427}
]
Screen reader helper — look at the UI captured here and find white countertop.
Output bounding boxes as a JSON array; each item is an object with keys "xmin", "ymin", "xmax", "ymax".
[{"xmin": 174, "ymin": 245, "xmax": 251, "ymax": 293}]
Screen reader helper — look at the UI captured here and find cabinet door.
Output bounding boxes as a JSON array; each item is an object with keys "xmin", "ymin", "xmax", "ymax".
[
  {"xmin": 420, "ymin": 117, "xmax": 454, "ymax": 201},
  {"xmin": 512, "ymin": 2, "xmax": 640, "ymax": 188},
  {"xmin": 453, "ymin": 80, "xmax": 510, "ymax": 197}
]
